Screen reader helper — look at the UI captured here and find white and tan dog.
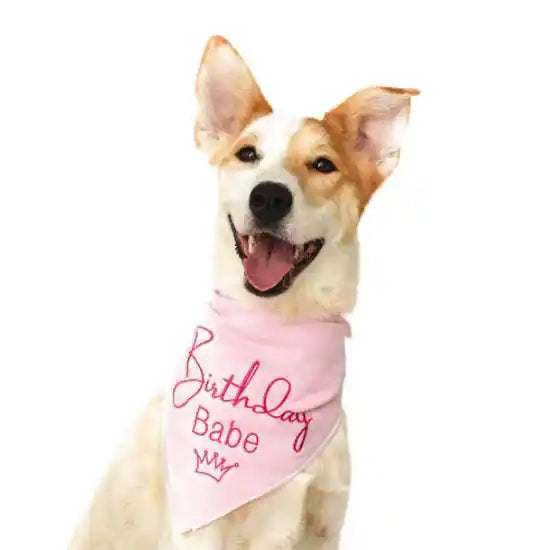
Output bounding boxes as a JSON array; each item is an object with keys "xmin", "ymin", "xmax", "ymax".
[{"xmin": 69, "ymin": 36, "xmax": 418, "ymax": 550}]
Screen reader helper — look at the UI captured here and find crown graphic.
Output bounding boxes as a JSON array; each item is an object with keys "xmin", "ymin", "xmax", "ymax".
[{"xmin": 193, "ymin": 448, "xmax": 239, "ymax": 483}]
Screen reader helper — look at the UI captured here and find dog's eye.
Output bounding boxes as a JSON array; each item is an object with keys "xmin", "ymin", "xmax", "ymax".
[
  {"xmin": 236, "ymin": 146, "xmax": 259, "ymax": 163},
  {"xmin": 311, "ymin": 157, "xmax": 337, "ymax": 173}
]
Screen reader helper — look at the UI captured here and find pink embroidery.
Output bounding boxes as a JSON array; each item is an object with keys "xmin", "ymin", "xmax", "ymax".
[
  {"xmin": 172, "ymin": 326, "xmax": 213, "ymax": 408},
  {"xmin": 173, "ymin": 325, "xmax": 313, "ymax": 453},
  {"xmin": 190, "ymin": 405, "xmax": 261, "ymax": 453},
  {"xmin": 193, "ymin": 448, "xmax": 239, "ymax": 483}
]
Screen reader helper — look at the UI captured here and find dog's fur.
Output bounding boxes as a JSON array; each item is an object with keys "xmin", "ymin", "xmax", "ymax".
[{"xmin": 69, "ymin": 36, "xmax": 417, "ymax": 550}]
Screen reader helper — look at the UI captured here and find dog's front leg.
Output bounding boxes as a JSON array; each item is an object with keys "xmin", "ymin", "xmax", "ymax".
[
  {"xmin": 244, "ymin": 471, "xmax": 314, "ymax": 550},
  {"xmin": 299, "ymin": 484, "xmax": 350, "ymax": 550},
  {"xmin": 297, "ymin": 420, "xmax": 351, "ymax": 550}
]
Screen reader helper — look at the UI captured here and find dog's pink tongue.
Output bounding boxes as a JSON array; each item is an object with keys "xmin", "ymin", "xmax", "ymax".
[{"xmin": 244, "ymin": 235, "xmax": 294, "ymax": 292}]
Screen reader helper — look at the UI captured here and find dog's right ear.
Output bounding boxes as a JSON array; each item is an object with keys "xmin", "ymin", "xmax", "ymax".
[{"xmin": 194, "ymin": 36, "xmax": 272, "ymax": 160}]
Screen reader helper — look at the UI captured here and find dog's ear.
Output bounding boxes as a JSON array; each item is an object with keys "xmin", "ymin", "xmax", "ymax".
[
  {"xmin": 194, "ymin": 36, "xmax": 272, "ymax": 159},
  {"xmin": 324, "ymin": 86, "xmax": 419, "ymax": 182}
]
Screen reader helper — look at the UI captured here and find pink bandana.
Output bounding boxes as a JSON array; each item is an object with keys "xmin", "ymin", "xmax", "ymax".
[{"xmin": 164, "ymin": 292, "xmax": 349, "ymax": 533}]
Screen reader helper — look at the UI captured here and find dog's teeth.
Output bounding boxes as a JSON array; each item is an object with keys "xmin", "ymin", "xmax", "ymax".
[
  {"xmin": 249, "ymin": 235, "xmax": 255, "ymax": 254},
  {"xmin": 293, "ymin": 245, "xmax": 302, "ymax": 261}
]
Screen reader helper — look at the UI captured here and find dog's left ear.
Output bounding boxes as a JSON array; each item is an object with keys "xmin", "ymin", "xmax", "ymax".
[
  {"xmin": 194, "ymin": 36, "xmax": 272, "ymax": 160},
  {"xmin": 324, "ymin": 86, "xmax": 419, "ymax": 183}
]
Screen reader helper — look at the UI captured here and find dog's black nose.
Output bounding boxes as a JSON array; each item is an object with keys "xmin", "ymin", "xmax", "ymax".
[{"xmin": 249, "ymin": 182, "xmax": 293, "ymax": 225}]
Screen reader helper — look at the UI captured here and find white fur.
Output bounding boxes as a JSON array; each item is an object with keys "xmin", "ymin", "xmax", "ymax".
[
  {"xmin": 217, "ymin": 113, "xmax": 304, "ymax": 239},
  {"xmin": 69, "ymin": 112, "xmax": 356, "ymax": 550}
]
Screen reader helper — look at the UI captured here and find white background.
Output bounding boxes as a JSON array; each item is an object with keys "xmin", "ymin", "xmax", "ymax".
[{"xmin": 1, "ymin": 1, "xmax": 549, "ymax": 549}]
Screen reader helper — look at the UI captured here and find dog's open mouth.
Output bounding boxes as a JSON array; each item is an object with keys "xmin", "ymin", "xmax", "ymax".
[{"xmin": 228, "ymin": 215, "xmax": 324, "ymax": 297}]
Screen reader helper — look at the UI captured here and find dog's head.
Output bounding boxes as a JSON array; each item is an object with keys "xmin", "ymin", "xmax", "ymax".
[{"xmin": 195, "ymin": 36, "xmax": 418, "ymax": 317}]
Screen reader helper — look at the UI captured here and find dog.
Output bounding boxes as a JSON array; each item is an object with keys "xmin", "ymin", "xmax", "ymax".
[{"xmin": 69, "ymin": 35, "xmax": 418, "ymax": 550}]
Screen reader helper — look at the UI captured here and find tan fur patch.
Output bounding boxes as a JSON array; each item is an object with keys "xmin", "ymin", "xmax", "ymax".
[
  {"xmin": 213, "ymin": 132, "xmax": 260, "ymax": 168},
  {"xmin": 284, "ymin": 118, "xmax": 381, "ymax": 241}
]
